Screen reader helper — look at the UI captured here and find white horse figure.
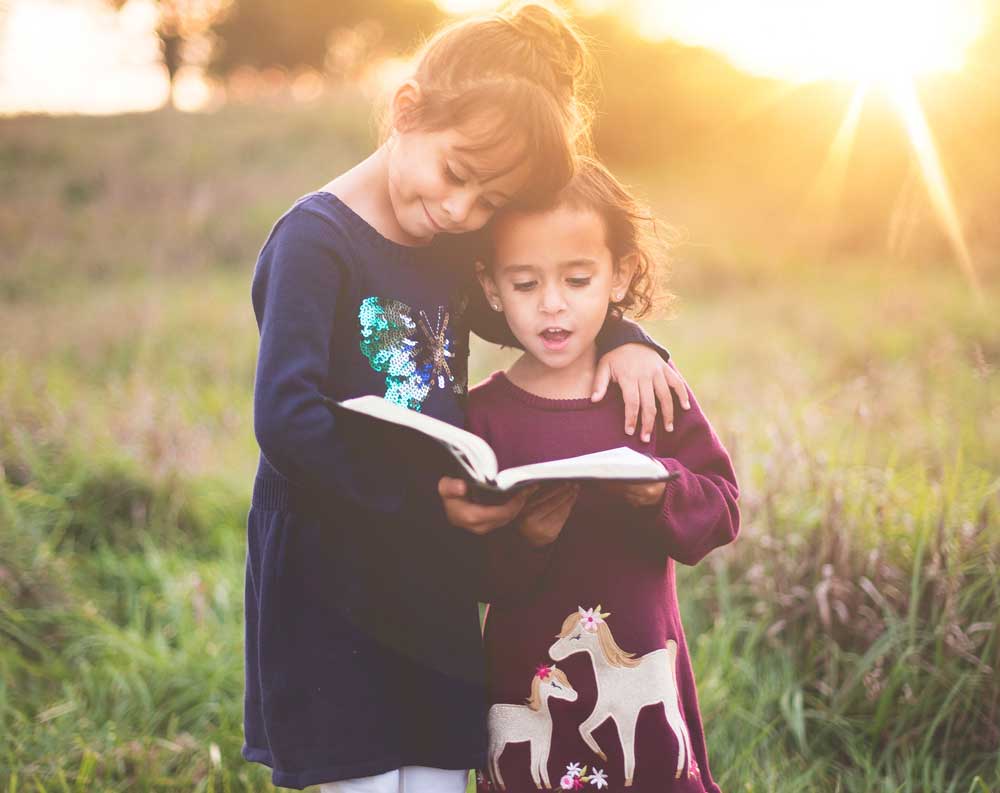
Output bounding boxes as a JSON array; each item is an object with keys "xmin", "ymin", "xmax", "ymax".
[
  {"xmin": 487, "ymin": 665, "xmax": 579, "ymax": 790},
  {"xmin": 548, "ymin": 607, "xmax": 694, "ymax": 785}
]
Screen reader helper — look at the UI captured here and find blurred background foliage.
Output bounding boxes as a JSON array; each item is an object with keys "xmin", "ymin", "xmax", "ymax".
[{"xmin": 1, "ymin": 0, "xmax": 998, "ymax": 791}]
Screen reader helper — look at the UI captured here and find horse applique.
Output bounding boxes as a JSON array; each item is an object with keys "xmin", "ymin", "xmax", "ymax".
[
  {"xmin": 548, "ymin": 607, "xmax": 694, "ymax": 785},
  {"xmin": 487, "ymin": 665, "xmax": 578, "ymax": 790}
]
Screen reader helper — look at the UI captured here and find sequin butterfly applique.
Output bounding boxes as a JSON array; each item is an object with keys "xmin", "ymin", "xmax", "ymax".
[{"xmin": 358, "ymin": 296, "xmax": 468, "ymax": 411}]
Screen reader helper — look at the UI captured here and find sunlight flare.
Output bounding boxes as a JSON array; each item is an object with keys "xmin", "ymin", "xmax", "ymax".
[
  {"xmin": 810, "ymin": 84, "xmax": 869, "ymax": 209},
  {"xmin": 886, "ymin": 77, "xmax": 982, "ymax": 300},
  {"xmin": 633, "ymin": 0, "xmax": 986, "ymax": 83}
]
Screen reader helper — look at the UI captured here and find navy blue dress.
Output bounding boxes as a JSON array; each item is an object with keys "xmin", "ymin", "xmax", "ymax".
[{"xmin": 242, "ymin": 192, "xmax": 667, "ymax": 788}]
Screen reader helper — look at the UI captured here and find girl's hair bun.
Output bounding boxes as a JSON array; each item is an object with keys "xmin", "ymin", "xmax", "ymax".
[
  {"xmin": 504, "ymin": 3, "xmax": 589, "ymax": 101},
  {"xmin": 384, "ymin": 2, "xmax": 596, "ymax": 204}
]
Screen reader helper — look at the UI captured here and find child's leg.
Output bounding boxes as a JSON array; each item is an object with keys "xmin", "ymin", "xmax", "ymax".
[
  {"xmin": 319, "ymin": 769, "xmax": 400, "ymax": 793},
  {"xmin": 399, "ymin": 766, "xmax": 469, "ymax": 793}
]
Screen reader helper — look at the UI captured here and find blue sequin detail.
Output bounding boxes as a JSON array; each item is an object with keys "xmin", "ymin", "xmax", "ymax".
[{"xmin": 359, "ymin": 296, "xmax": 466, "ymax": 411}]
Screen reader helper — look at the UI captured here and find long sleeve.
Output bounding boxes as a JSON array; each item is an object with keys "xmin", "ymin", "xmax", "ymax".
[
  {"xmin": 638, "ymin": 365, "xmax": 740, "ymax": 565},
  {"xmin": 251, "ymin": 207, "xmax": 400, "ymax": 513}
]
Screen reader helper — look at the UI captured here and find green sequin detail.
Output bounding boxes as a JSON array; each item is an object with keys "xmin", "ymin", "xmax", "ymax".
[{"xmin": 359, "ymin": 296, "xmax": 466, "ymax": 411}]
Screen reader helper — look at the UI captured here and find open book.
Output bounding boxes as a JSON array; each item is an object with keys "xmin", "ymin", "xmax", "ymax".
[{"xmin": 324, "ymin": 394, "xmax": 677, "ymax": 499}]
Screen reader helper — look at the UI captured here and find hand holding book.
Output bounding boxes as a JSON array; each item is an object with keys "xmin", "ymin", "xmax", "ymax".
[
  {"xmin": 517, "ymin": 483, "xmax": 580, "ymax": 546},
  {"xmin": 601, "ymin": 480, "xmax": 668, "ymax": 508},
  {"xmin": 437, "ymin": 476, "xmax": 535, "ymax": 534}
]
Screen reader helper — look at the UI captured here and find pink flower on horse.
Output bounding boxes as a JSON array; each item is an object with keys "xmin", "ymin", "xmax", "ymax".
[{"xmin": 578, "ymin": 605, "xmax": 610, "ymax": 633}]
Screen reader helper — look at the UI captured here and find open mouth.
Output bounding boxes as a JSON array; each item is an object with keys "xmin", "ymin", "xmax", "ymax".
[{"xmin": 540, "ymin": 328, "xmax": 572, "ymax": 349}]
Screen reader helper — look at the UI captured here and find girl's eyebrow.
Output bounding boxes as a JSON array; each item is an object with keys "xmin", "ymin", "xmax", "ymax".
[
  {"xmin": 561, "ymin": 258, "xmax": 598, "ymax": 268},
  {"xmin": 500, "ymin": 263, "xmax": 537, "ymax": 274}
]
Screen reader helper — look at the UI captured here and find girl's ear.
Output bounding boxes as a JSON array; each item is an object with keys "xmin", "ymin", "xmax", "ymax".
[
  {"xmin": 476, "ymin": 262, "xmax": 503, "ymax": 312},
  {"xmin": 612, "ymin": 252, "xmax": 637, "ymax": 303},
  {"xmin": 391, "ymin": 79, "xmax": 422, "ymax": 133}
]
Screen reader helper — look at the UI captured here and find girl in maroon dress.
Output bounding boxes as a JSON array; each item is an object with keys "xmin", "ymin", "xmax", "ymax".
[{"xmin": 467, "ymin": 158, "xmax": 740, "ymax": 793}]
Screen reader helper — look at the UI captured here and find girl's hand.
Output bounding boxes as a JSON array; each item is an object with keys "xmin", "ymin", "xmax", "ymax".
[
  {"xmin": 517, "ymin": 484, "xmax": 580, "ymax": 547},
  {"xmin": 592, "ymin": 344, "xmax": 690, "ymax": 441},
  {"xmin": 438, "ymin": 476, "xmax": 533, "ymax": 535},
  {"xmin": 603, "ymin": 480, "xmax": 667, "ymax": 508}
]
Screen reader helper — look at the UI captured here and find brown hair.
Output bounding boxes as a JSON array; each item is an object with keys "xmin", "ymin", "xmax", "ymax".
[
  {"xmin": 557, "ymin": 157, "xmax": 674, "ymax": 318},
  {"xmin": 387, "ymin": 3, "xmax": 593, "ymax": 204},
  {"xmin": 488, "ymin": 156, "xmax": 675, "ymax": 318}
]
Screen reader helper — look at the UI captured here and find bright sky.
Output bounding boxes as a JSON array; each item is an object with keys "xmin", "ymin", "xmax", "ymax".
[
  {"xmin": 629, "ymin": 0, "xmax": 986, "ymax": 82},
  {"xmin": 0, "ymin": 0, "xmax": 988, "ymax": 115},
  {"xmin": 0, "ymin": 0, "xmax": 169, "ymax": 114}
]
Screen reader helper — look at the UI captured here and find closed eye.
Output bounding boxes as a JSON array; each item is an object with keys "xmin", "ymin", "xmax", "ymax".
[
  {"xmin": 566, "ymin": 277, "xmax": 591, "ymax": 288},
  {"xmin": 512, "ymin": 280, "xmax": 537, "ymax": 292},
  {"xmin": 444, "ymin": 164, "xmax": 464, "ymax": 185}
]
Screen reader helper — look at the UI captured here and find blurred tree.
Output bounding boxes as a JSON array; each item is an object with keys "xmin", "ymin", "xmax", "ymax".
[
  {"xmin": 106, "ymin": 0, "xmax": 232, "ymax": 108},
  {"xmin": 208, "ymin": 0, "xmax": 442, "ymax": 78}
]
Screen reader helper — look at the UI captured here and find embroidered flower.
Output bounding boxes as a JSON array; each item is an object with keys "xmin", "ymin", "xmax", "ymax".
[
  {"xmin": 536, "ymin": 664, "xmax": 553, "ymax": 680},
  {"xmin": 565, "ymin": 762, "xmax": 582, "ymax": 777},
  {"xmin": 560, "ymin": 774, "xmax": 577, "ymax": 789},
  {"xmin": 589, "ymin": 769, "xmax": 608, "ymax": 789},
  {"xmin": 573, "ymin": 777, "xmax": 585, "ymax": 790},
  {"xmin": 578, "ymin": 605, "xmax": 610, "ymax": 632}
]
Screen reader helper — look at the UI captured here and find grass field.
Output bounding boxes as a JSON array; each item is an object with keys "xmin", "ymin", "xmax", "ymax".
[{"xmin": 1, "ymin": 98, "xmax": 997, "ymax": 792}]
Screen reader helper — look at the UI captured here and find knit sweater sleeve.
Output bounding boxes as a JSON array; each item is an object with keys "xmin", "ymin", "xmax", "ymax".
[
  {"xmin": 251, "ymin": 206, "xmax": 400, "ymax": 513},
  {"xmin": 637, "ymin": 364, "xmax": 740, "ymax": 565}
]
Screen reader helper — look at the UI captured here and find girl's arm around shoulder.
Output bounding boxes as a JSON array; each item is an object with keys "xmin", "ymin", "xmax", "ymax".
[
  {"xmin": 633, "ymin": 364, "xmax": 740, "ymax": 565},
  {"xmin": 252, "ymin": 205, "xmax": 399, "ymax": 513}
]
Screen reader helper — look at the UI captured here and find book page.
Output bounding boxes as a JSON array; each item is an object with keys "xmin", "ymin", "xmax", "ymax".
[{"xmin": 493, "ymin": 446, "xmax": 670, "ymax": 491}]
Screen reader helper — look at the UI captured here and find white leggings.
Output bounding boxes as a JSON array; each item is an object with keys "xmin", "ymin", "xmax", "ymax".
[{"xmin": 319, "ymin": 766, "xmax": 469, "ymax": 793}]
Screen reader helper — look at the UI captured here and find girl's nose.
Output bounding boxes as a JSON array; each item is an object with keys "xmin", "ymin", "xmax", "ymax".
[
  {"xmin": 441, "ymin": 190, "xmax": 475, "ymax": 225},
  {"xmin": 539, "ymin": 283, "xmax": 567, "ymax": 314}
]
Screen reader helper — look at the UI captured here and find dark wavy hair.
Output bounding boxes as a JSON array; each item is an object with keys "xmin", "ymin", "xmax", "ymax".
[{"xmin": 530, "ymin": 156, "xmax": 675, "ymax": 319}]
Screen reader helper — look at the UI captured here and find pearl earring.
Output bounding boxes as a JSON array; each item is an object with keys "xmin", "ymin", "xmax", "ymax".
[{"xmin": 492, "ymin": 303, "xmax": 502, "ymax": 312}]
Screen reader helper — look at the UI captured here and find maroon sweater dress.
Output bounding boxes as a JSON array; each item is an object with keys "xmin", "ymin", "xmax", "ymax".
[{"xmin": 467, "ymin": 370, "xmax": 740, "ymax": 793}]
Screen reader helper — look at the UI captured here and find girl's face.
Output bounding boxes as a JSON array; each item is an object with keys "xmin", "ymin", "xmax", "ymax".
[
  {"xmin": 481, "ymin": 205, "xmax": 633, "ymax": 372},
  {"xmin": 386, "ymin": 90, "xmax": 531, "ymax": 245}
]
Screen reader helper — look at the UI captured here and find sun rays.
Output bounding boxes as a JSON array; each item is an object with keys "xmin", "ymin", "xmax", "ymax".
[{"xmin": 632, "ymin": 0, "xmax": 987, "ymax": 298}]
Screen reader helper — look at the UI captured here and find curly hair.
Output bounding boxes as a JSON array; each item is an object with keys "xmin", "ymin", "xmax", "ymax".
[{"xmin": 550, "ymin": 156, "xmax": 675, "ymax": 319}]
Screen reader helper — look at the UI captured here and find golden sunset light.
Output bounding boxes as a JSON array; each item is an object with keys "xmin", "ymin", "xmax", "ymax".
[
  {"xmin": 887, "ymin": 76, "xmax": 983, "ymax": 299},
  {"xmin": 0, "ymin": 0, "xmax": 166, "ymax": 114},
  {"xmin": 620, "ymin": 0, "xmax": 987, "ymax": 295},
  {"xmin": 0, "ymin": 0, "xmax": 222, "ymax": 115},
  {"xmin": 630, "ymin": 0, "xmax": 987, "ymax": 83},
  {"xmin": 2, "ymin": 0, "xmax": 997, "ymax": 789}
]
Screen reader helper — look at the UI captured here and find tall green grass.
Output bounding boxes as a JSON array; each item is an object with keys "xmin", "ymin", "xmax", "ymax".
[{"xmin": 1, "ymin": 101, "xmax": 997, "ymax": 791}]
